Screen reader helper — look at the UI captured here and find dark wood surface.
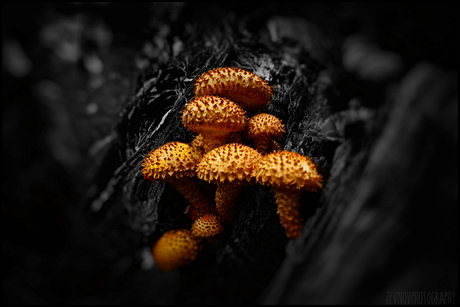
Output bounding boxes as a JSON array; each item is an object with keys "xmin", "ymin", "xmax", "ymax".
[{"xmin": 2, "ymin": 3, "xmax": 457, "ymax": 304}]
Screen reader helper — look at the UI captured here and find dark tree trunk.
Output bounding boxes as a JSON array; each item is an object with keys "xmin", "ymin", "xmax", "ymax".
[
  {"xmin": 3, "ymin": 3, "xmax": 457, "ymax": 305},
  {"xmin": 84, "ymin": 6, "xmax": 457, "ymax": 305}
]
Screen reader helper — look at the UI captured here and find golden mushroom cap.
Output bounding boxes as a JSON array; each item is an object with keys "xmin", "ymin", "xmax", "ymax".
[
  {"xmin": 191, "ymin": 213, "xmax": 224, "ymax": 238},
  {"xmin": 255, "ymin": 151, "xmax": 323, "ymax": 191},
  {"xmin": 196, "ymin": 143, "xmax": 262, "ymax": 184},
  {"xmin": 152, "ymin": 229, "xmax": 203, "ymax": 271},
  {"xmin": 141, "ymin": 142, "xmax": 199, "ymax": 181},
  {"xmin": 181, "ymin": 95, "xmax": 247, "ymax": 135},
  {"xmin": 194, "ymin": 67, "xmax": 273, "ymax": 112},
  {"xmin": 245, "ymin": 113, "xmax": 285, "ymax": 140}
]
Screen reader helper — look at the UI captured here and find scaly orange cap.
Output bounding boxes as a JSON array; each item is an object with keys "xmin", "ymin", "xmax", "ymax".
[
  {"xmin": 182, "ymin": 95, "xmax": 247, "ymax": 152},
  {"xmin": 245, "ymin": 113, "xmax": 285, "ymax": 154},
  {"xmin": 194, "ymin": 67, "xmax": 273, "ymax": 112},
  {"xmin": 152, "ymin": 229, "xmax": 203, "ymax": 271},
  {"xmin": 141, "ymin": 142, "xmax": 199, "ymax": 182},
  {"xmin": 191, "ymin": 213, "xmax": 224, "ymax": 238}
]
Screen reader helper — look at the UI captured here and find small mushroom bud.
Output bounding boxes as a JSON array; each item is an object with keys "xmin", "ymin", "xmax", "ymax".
[
  {"xmin": 191, "ymin": 213, "xmax": 224, "ymax": 242},
  {"xmin": 152, "ymin": 229, "xmax": 204, "ymax": 271},
  {"xmin": 245, "ymin": 113, "xmax": 285, "ymax": 154}
]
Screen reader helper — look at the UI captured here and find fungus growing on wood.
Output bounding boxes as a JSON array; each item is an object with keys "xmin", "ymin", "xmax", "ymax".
[
  {"xmin": 142, "ymin": 142, "xmax": 215, "ymax": 218},
  {"xmin": 191, "ymin": 213, "xmax": 224, "ymax": 239},
  {"xmin": 152, "ymin": 229, "xmax": 203, "ymax": 271},
  {"xmin": 182, "ymin": 95, "xmax": 247, "ymax": 153},
  {"xmin": 194, "ymin": 67, "xmax": 273, "ymax": 113},
  {"xmin": 196, "ymin": 143, "xmax": 262, "ymax": 222},
  {"xmin": 255, "ymin": 151, "xmax": 323, "ymax": 239},
  {"xmin": 245, "ymin": 113, "xmax": 285, "ymax": 154}
]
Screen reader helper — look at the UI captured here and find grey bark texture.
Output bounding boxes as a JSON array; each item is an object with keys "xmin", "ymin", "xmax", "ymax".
[
  {"xmin": 86, "ymin": 9, "xmax": 458, "ymax": 305},
  {"xmin": 3, "ymin": 3, "xmax": 457, "ymax": 305}
]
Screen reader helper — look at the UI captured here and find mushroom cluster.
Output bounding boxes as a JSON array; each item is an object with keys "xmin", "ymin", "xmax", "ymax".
[{"xmin": 143, "ymin": 67, "xmax": 324, "ymax": 271}]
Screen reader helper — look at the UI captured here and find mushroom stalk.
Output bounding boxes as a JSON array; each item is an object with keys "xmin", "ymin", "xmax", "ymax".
[
  {"xmin": 215, "ymin": 182, "xmax": 243, "ymax": 222},
  {"xmin": 168, "ymin": 177, "xmax": 216, "ymax": 218},
  {"xmin": 252, "ymin": 135, "xmax": 272, "ymax": 154},
  {"xmin": 273, "ymin": 188, "xmax": 303, "ymax": 239},
  {"xmin": 255, "ymin": 151, "xmax": 323, "ymax": 239},
  {"xmin": 201, "ymin": 132, "xmax": 229, "ymax": 153}
]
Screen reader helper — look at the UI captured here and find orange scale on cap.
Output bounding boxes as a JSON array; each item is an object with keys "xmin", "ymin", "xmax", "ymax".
[{"xmin": 194, "ymin": 67, "xmax": 273, "ymax": 113}]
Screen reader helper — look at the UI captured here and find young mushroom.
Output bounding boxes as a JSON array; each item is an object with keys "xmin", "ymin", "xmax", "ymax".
[
  {"xmin": 196, "ymin": 143, "xmax": 262, "ymax": 222},
  {"xmin": 142, "ymin": 141, "xmax": 215, "ymax": 218},
  {"xmin": 194, "ymin": 67, "xmax": 273, "ymax": 113},
  {"xmin": 182, "ymin": 95, "xmax": 247, "ymax": 153},
  {"xmin": 191, "ymin": 213, "xmax": 224, "ymax": 242},
  {"xmin": 244, "ymin": 113, "xmax": 285, "ymax": 154},
  {"xmin": 152, "ymin": 229, "xmax": 204, "ymax": 271},
  {"xmin": 255, "ymin": 151, "xmax": 323, "ymax": 239}
]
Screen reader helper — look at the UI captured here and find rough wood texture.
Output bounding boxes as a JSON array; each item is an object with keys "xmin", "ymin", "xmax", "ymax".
[
  {"xmin": 87, "ymin": 10, "xmax": 457, "ymax": 305},
  {"xmin": 3, "ymin": 3, "xmax": 457, "ymax": 304},
  {"xmin": 261, "ymin": 63, "xmax": 458, "ymax": 304}
]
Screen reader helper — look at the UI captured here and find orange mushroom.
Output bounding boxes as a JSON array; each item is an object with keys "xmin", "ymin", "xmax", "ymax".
[
  {"xmin": 191, "ymin": 213, "xmax": 224, "ymax": 240},
  {"xmin": 194, "ymin": 67, "xmax": 273, "ymax": 113},
  {"xmin": 196, "ymin": 143, "xmax": 262, "ymax": 222},
  {"xmin": 182, "ymin": 95, "xmax": 247, "ymax": 153},
  {"xmin": 245, "ymin": 113, "xmax": 285, "ymax": 154},
  {"xmin": 255, "ymin": 151, "xmax": 323, "ymax": 239},
  {"xmin": 152, "ymin": 229, "xmax": 203, "ymax": 271},
  {"xmin": 142, "ymin": 142, "xmax": 215, "ymax": 218}
]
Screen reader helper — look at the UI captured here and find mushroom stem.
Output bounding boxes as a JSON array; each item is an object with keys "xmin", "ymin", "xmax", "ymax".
[
  {"xmin": 273, "ymin": 188, "xmax": 303, "ymax": 239},
  {"xmin": 269, "ymin": 140, "xmax": 282, "ymax": 153},
  {"xmin": 215, "ymin": 182, "xmax": 243, "ymax": 222},
  {"xmin": 253, "ymin": 135, "xmax": 271, "ymax": 154},
  {"xmin": 201, "ymin": 133, "xmax": 228, "ymax": 153},
  {"xmin": 167, "ymin": 177, "xmax": 216, "ymax": 218}
]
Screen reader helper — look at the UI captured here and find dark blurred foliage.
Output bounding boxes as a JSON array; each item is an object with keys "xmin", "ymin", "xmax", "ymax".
[{"xmin": 2, "ymin": 2, "xmax": 457, "ymax": 304}]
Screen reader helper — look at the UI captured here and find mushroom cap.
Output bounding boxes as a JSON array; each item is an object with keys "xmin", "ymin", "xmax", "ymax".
[
  {"xmin": 255, "ymin": 151, "xmax": 323, "ymax": 191},
  {"xmin": 152, "ymin": 229, "xmax": 203, "ymax": 271},
  {"xmin": 142, "ymin": 142, "xmax": 199, "ymax": 181},
  {"xmin": 196, "ymin": 143, "xmax": 262, "ymax": 184},
  {"xmin": 191, "ymin": 213, "xmax": 224, "ymax": 238},
  {"xmin": 245, "ymin": 113, "xmax": 285, "ymax": 140},
  {"xmin": 194, "ymin": 67, "xmax": 273, "ymax": 112},
  {"xmin": 182, "ymin": 95, "xmax": 246, "ymax": 135}
]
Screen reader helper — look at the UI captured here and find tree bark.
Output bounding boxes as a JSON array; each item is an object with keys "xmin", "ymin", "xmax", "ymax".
[{"xmin": 85, "ymin": 5, "xmax": 458, "ymax": 305}]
